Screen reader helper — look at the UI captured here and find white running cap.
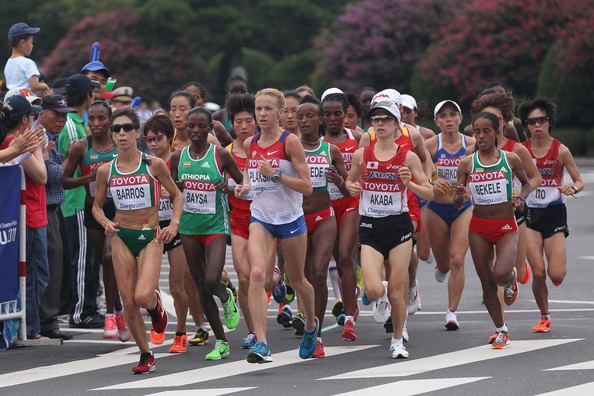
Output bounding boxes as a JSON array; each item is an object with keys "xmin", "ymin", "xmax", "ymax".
[
  {"xmin": 400, "ymin": 94, "xmax": 417, "ymax": 110},
  {"xmin": 320, "ymin": 87, "xmax": 344, "ymax": 102},
  {"xmin": 434, "ymin": 100, "xmax": 462, "ymax": 117},
  {"xmin": 371, "ymin": 89, "xmax": 401, "ymax": 106}
]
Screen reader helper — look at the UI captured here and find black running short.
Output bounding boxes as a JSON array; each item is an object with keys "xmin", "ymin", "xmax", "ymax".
[
  {"xmin": 359, "ymin": 213, "xmax": 414, "ymax": 259},
  {"xmin": 514, "ymin": 205, "xmax": 527, "ymax": 226},
  {"xmin": 526, "ymin": 204, "xmax": 569, "ymax": 239},
  {"xmin": 160, "ymin": 220, "xmax": 182, "ymax": 252},
  {"xmin": 84, "ymin": 201, "xmax": 116, "ymax": 230}
]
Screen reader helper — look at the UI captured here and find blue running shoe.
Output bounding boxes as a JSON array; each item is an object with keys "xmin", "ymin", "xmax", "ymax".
[
  {"xmin": 272, "ymin": 282, "xmax": 287, "ymax": 304},
  {"xmin": 361, "ymin": 289, "xmax": 372, "ymax": 306},
  {"xmin": 336, "ymin": 313, "xmax": 346, "ymax": 326},
  {"xmin": 247, "ymin": 341, "xmax": 272, "ymax": 363},
  {"xmin": 299, "ymin": 317, "xmax": 319, "ymax": 359},
  {"xmin": 240, "ymin": 332, "xmax": 257, "ymax": 349}
]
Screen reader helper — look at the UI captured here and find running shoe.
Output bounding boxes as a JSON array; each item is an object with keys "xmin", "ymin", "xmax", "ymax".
[
  {"xmin": 342, "ymin": 318, "xmax": 357, "ymax": 341},
  {"xmin": 488, "ymin": 331, "xmax": 497, "ymax": 344},
  {"xmin": 384, "ymin": 317, "xmax": 393, "ymax": 333},
  {"xmin": 299, "ymin": 317, "xmax": 319, "ymax": 359},
  {"xmin": 435, "ymin": 266, "xmax": 448, "ymax": 283},
  {"xmin": 222, "ymin": 288, "xmax": 240, "ymax": 329},
  {"xmin": 361, "ymin": 288, "xmax": 372, "ymax": 306},
  {"xmin": 240, "ymin": 332, "xmax": 257, "ymax": 349},
  {"xmin": 205, "ymin": 339, "xmax": 230, "ymax": 360},
  {"xmin": 150, "ymin": 329, "xmax": 165, "ymax": 345},
  {"xmin": 503, "ymin": 268, "xmax": 519, "ymax": 306},
  {"xmin": 103, "ymin": 314, "xmax": 118, "ymax": 339},
  {"xmin": 332, "ymin": 300, "xmax": 344, "ymax": 317},
  {"xmin": 284, "ymin": 276, "xmax": 296, "ymax": 303},
  {"xmin": 407, "ymin": 280, "xmax": 421, "ymax": 315},
  {"xmin": 519, "ymin": 261, "xmax": 532, "ymax": 285},
  {"xmin": 532, "ymin": 318, "xmax": 552, "ymax": 333},
  {"xmin": 149, "ymin": 290, "xmax": 168, "ymax": 333},
  {"xmin": 336, "ymin": 313, "xmax": 346, "ymax": 326},
  {"xmin": 372, "ymin": 296, "xmax": 391, "ymax": 323},
  {"xmin": 169, "ymin": 334, "xmax": 187, "ymax": 353},
  {"xmin": 116, "ymin": 313, "xmax": 131, "ymax": 342},
  {"xmin": 189, "ymin": 328, "xmax": 209, "ymax": 346},
  {"xmin": 402, "ymin": 318, "xmax": 409, "ymax": 343},
  {"xmin": 293, "ymin": 312, "xmax": 305, "ymax": 336},
  {"xmin": 445, "ymin": 310, "xmax": 459, "ymax": 330},
  {"xmin": 247, "ymin": 341, "xmax": 272, "ymax": 363},
  {"xmin": 313, "ymin": 339, "xmax": 325, "ymax": 358},
  {"xmin": 390, "ymin": 342, "xmax": 409, "ymax": 359},
  {"xmin": 132, "ymin": 352, "xmax": 155, "ymax": 374},
  {"xmin": 491, "ymin": 331, "xmax": 510, "ymax": 349},
  {"xmin": 276, "ymin": 304, "xmax": 293, "ymax": 328},
  {"xmin": 272, "ymin": 282, "xmax": 287, "ymax": 304}
]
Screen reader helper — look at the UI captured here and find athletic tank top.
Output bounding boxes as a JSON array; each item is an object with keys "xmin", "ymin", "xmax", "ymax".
[
  {"xmin": 432, "ymin": 133, "xmax": 467, "ymax": 187},
  {"xmin": 108, "ymin": 152, "xmax": 159, "ymax": 211},
  {"xmin": 325, "ymin": 128, "xmax": 358, "ymax": 200},
  {"xmin": 500, "ymin": 139, "xmax": 522, "ymax": 194},
  {"xmin": 303, "ymin": 140, "xmax": 331, "ymax": 193},
  {"xmin": 81, "ymin": 136, "xmax": 117, "ymax": 198},
  {"xmin": 226, "ymin": 142, "xmax": 253, "ymax": 211},
  {"xmin": 523, "ymin": 139, "xmax": 565, "ymax": 208},
  {"xmin": 368, "ymin": 125, "xmax": 414, "ymax": 153},
  {"xmin": 359, "ymin": 141, "xmax": 408, "ymax": 217},
  {"xmin": 248, "ymin": 131, "xmax": 303, "ymax": 225},
  {"xmin": 158, "ymin": 159, "xmax": 173, "ymax": 222},
  {"xmin": 469, "ymin": 149, "xmax": 513, "ymax": 206},
  {"xmin": 178, "ymin": 144, "xmax": 229, "ymax": 235}
]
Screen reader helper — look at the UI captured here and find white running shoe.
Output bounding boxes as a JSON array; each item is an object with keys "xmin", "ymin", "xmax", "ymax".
[
  {"xmin": 390, "ymin": 342, "xmax": 409, "ymax": 359},
  {"xmin": 407, "ymin": 280, "xmax": 420, "ymax": 315},
  {"xmin": 426, "ymin": 251, "xmax": 434, "ymax": 265},
  {"xmin": 445, "ymin": 310, "xmax": 460, "ymax": 330},
  {"xmin": 373, "ymin": 282, "xmax": 391, "ymax": 323},
  {"xmin": 402, "ymin": 318, "xmax": 409, "ymax": 343},
  {"xmin": 435, "ymin": 266, "xmax": 448, "ymax": 283}
]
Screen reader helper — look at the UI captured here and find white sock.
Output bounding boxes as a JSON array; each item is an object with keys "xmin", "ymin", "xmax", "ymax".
[
  {"xmin": 496, "ymin": 323, "xmax": 508, "ymax": 333},
  {"xmin": 391, "ymin": 337, "xmax": 403, "ymax": 346},
  {"xmin": 345, "ymin": 315, "xmax": 354, "ymax": 322}
]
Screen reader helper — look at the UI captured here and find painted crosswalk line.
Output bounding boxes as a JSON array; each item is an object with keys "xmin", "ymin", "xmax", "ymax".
[
  {"xmin": 321, "ymin": 339, "xmax": 581, "ymax": 380},
  {"xmin": 535, "ymin": 381, "xmax": 594, "ymax": 396},
  {"xmin": 143, "ymin": 388, "xmax": 255, "ymax": 396},
  {"xmin": 332, "ymin": 377, "xmax": 490, "ymax": 396},
  {"xmin": 546, "ymin": 360, "xmax": 594, "ymax": 371}
]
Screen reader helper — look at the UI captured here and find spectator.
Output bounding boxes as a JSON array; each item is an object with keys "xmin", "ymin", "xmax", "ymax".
[
  {"xmin": 111, "ymin": 86, "xmax": 133, "ymax": 110},
  {"xmin": 38, "ymin": 95, "xmax": 74, "ymax": 340},
  {"xmin": 81, "ymin": 61, "xmax": 111, "ymax": 101},
  {"xmin": 4, "ymin": 23, "xmax": 49, "ymax": 93},
  {"xmin": 0, "ymin": 95, "xmax": 47, "ymax": 339},
  {"xmin": 59, "ymin": 74, "xmax": 103, "ymax": 329}
]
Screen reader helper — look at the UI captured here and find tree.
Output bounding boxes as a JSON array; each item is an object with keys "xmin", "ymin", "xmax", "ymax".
[
  {"xmin": 314, "ymin": 0, "xmax": 462, "ymax": 93},
  {"xmin": 40, "ymin": 11, "xmax": 207, "ymax": 104}
]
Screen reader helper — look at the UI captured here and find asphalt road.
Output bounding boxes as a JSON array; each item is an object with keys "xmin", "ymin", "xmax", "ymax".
[{"xmin": 1, "ymin": 165, "xmax": 593, "ymax": 396}]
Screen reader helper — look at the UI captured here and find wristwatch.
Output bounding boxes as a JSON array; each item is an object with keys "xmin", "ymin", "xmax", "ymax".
[{"xmin": 271, "ymin": 169, "xmax": 282, "ymax": 183}]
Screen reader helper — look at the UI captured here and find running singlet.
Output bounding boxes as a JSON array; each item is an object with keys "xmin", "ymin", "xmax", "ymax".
[
  {"xmin": 226, "ymin": 143, "xmax": 253, "ymax": 211},
  {"xmin": 501, "ymin": 139, "xmax": 522, "ymax": 193},
  {"xmin": 359, "ymin": 141, "xmax": 408, "ymax": 217},
  {"xmin": 304, "ymin": 140, "xmax": 331, "ymax": 193},
  {"xmin": 248, "ymin": 130, "xmax": 303, "ymax": 224},
  {"xmin": 108, "ymin": 152, "xmax": 159, "ymax": 211},
  {"xmin": 178, "ymin": 144, "xmax": 229, "ymax": 235},
  {"xmin": 523, "ymin": 139, "xmax": 565, "ymax": 208},
  {"xmin": 82, "ymin": 136, "xmax": 117, "ymax": 198},
  {"xmin": 325, "ymin": 128, "xmax": 358, "ymax": 200},
  {"xmin": 432, "ymin": 133, "xmax": 467, "ymax": 187},
  {"xmin": 469, "ymin": 149, "xmax": 513, "ymax": 206},
  {"xmin": 158, "ymin": 159, "xmax": 173, "ymax": 222}
]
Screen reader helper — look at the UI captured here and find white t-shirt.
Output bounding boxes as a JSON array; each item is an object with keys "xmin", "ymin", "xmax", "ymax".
[{"xmin": 4, "ymin": 56, "xmax": 40, "ymax": 90}]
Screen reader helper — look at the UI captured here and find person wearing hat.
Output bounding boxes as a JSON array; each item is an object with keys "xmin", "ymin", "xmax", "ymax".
[
  {"xmin": 4, "ymin": 22, "xmax": 49, "ymax": 93},
  {"xmin": 0, "ymin": 95, "xmax": 48, "ymax": 339},
  {"xmin": 111, "ymin": 86, "xmax": 133, "ymax": 110},
  {"xmin": 345, "ymin": 100, "xmax": 433, "ymax": 359},
  {"xmin": 81, "ymin": 61, "xmax": 111, "ymax": 102},
  {"xmin": 37, "ymin": 95, "xmax": 73, "ymax": 339},
  {"xmin": 58, "ymin": 74, "xmax": 103, "ymax": 329}
]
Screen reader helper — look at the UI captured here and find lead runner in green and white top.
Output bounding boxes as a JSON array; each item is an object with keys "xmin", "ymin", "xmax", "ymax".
[
  {"xmin": 93, "ymin": 108, "xmax": 183, "ymax": 374},
  {"xmin": 170, "ymin": 107, "xmax": 244, "ymax": 361}
]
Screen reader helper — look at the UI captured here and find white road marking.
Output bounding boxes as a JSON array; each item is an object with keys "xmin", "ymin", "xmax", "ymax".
[
  {"xmin": 321, "ymin": 339, "xmax": 581, "ymax": 380},
  {"xmin": 332, "ymin": 377, "xmax": 490, "ymax": 396},
  {"xmin": 546, "ymin": 360, "xmax": 594, "ymax": 371},
  {"xmin": 548, "ymin": 299, "xmax": 594, "ymax": 305},
  {"xmin": 95, "ymin": 345, "xmax": 378, "ymax": 390},
  {"xmin": 143, "ymin": 388, "xmax": 255, "ymax": 396},
  {"xmin": 578, "ymin": 256, "xmax": 594, "ymax": 261},
  {"xmin": 535, "ymin": 381, "xmax": 594, "ymax": 395}
]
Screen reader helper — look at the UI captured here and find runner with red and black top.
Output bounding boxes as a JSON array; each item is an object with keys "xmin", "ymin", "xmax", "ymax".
[
  {"xmin": 518, "ymin": 98, "xmax": 584, "ymax": 334},
  {"xmin": 320, "ymin": 88, "xmax": 362, "ymax": 339},
  {"xmin": 346, "ymin": 100, "xmax": 433, "ymax": 359}
]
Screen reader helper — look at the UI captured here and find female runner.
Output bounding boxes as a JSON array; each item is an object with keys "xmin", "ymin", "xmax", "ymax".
[
  {"xmin": 236, "ymin": 88, "xmax": 317, "ymax": 363},
  {"xmin": 93, "ymin": 108, "xmax": 182, "ymax": 373},
  {"xmin": 298, "ymin": 96, "xmax": 350, "ymax": 356},
  {"xmin": 346, "ymin": 101, "xmax": 433, "ymax": 358},
  {"xmin": 518, "ymin": 98, "xmax": 584, "ymax": 333},
  {"xmin": 454, "ymin": 112, "xmax": 531, "ymax": 348},
  {"xmin": 62, "ymin": 101, "xmax": 127, "ymax": 341},
  {"xmin": 170, "ymin": 107, "xmax": 243, "ymax": 361}
]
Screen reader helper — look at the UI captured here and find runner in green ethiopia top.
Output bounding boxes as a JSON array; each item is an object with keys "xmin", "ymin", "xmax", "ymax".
[
  {"xmin": 169, "ymin": 107, "xmax": 244, "ymax": 362},
  {"xmin": 92, "ymin": 108, "xmax": 183, "ymax": 374}
]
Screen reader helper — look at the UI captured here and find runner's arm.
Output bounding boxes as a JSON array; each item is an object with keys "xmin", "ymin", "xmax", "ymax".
[
  {"xmin": 275, "ymin": 134, "xmax": 312, "ymax": 196},
  {"xmin": 559, "ymin": 144, "xmax": 584, "ymax": 195},
  {"xmin": 61, "ymin": 140, "xmax": 92, "ymax": 189},
  {"xmin": 345, "ymin": 148, "xmax": 363, "ymax": 197},
  {"xmin": 404, "ymin": 151, "xmax": 434, "ymax": 201}
]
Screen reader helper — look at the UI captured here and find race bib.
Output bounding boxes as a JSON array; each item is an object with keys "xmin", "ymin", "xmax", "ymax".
[
  {"xmin": 469, "ymin": 170, "xmax": 508, "ymax": 205},
  {"xmin": 110, "ymin": 174, "xmax": 152, "ymax": 210},
  {"xmin": 306, "ymin": 154, "xmax": 329, "ymax": 188},
  {"xmin": 159, "ymin": 197, "xmax": 173, "ymax": 221},
  {"xmin": 360, "ymin": 182, "xmax": 403, "ymax": 216},
  {"xmin": 182, "ymin": 180, "xmax": 217, "ymax": 214}
]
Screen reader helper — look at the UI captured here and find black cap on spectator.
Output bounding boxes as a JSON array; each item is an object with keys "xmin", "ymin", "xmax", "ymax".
[
  {"xmin": 41, "ymin": 95, "xmax": 73, "ymax": 113},
  {"xmin": 8, "ymin": 22, "xmax": 40, "ymax": 42},
  {"xmin": 3, "ymin": 95, "xmax": 40, "ymax": 120},
  {"xmin": 65, "ymin": 74, "xmax": 100, "ymax": 96}
]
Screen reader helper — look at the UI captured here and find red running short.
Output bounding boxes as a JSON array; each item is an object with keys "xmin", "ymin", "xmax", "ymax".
[
  {"xmin": 230, "ymin": 208, "xmax": 251, "ymax": 240},
  {"xmin": 331, "ymin": 196, "xmax": 359, "ymax": 226},
  {"xmin": 304, "ymin": 207, "xmax": 335, "ymax": 236},
  {"xmin": 407, "ymin": 191, "xmax": 421, "ymax": 233},
  {"xmin": 469, "ymin": 215, "xmax": 518, "ymax": 245},
  {"xmin": 185, "ymin": 233, "xmax": 227, "ymax": 247}
]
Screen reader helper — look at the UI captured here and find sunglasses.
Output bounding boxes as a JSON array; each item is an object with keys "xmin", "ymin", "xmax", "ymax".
[
  {"xmin": 110, "ymin": 123, "xmax": 135, "ymax": 133},
  {"xmin": 370, "ymin": 114, "xmax": 393, "ymax": 121},
  {"xmin": 526, "ymin": 116, "xmax": 549, "ymax": 126},
  {"xmin": 145, "ymin": 134, "xmax": 166, "ymax": 144}
]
